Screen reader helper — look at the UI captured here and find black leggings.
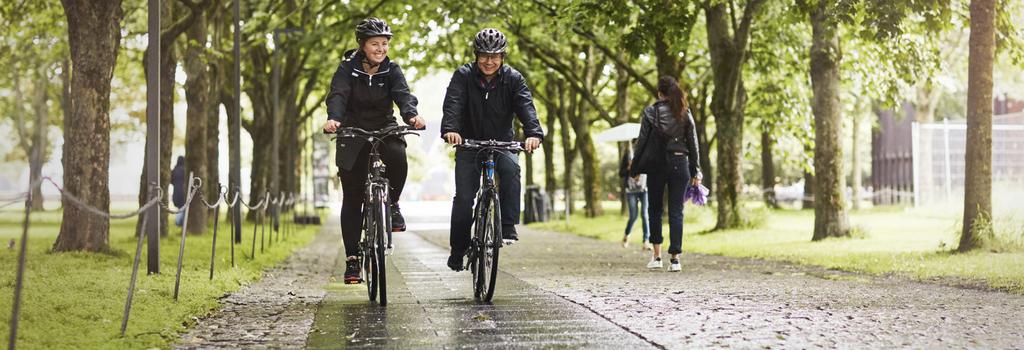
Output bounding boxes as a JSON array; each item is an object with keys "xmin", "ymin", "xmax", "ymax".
[{"xmin": 338, "ymin": 139, "xmax": 407, "ymax": 258}]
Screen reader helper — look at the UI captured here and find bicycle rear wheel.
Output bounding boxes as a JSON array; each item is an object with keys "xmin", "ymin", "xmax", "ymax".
[{"xmin": 480, "ymin": 192, "xmax": 501, "ymax": 301}]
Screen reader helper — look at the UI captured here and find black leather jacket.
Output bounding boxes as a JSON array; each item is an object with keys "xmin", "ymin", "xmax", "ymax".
[
  {"xmin": 440, "ymin": 63, "xmax": 544, "ymax": 142},
  {"xmin": 325, "ymin": 49, "xmax": 418, "ymax": 170},
  {"xmin": 630, "ymin": 100, "xmax": 701, "ymax": 178}
]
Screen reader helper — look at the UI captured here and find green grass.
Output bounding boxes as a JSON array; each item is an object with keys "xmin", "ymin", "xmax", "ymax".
[
  {"xmin": 530, "ymin": 202, "xmax": 1024, "ymax": 294},
  {"xmin": 0, "ymin": 208, "xmax": 321, "ymax": 349}
]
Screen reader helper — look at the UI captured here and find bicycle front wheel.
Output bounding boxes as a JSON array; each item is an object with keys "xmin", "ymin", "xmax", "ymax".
[
  {"xmin": 375, "ymin": 187, "xmax": 389, "ymax": 306},
  {"xmin": 477, "ymin": 192, "xmax": 501, "ymax": 302}
]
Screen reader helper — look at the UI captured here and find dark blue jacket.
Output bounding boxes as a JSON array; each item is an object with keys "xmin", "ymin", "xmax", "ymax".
[{"xmin": 440, "ymin": 63, "xmax": 544, "ymax": 142}]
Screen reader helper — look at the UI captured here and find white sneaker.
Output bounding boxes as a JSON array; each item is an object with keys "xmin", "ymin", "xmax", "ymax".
[
  {"xmin": 668, "ymin": 259, "xmax": 681, "ymax": 272},
  {"xmin": 646, "ymin": 257, "xmax": 663, "ymax": 269}
]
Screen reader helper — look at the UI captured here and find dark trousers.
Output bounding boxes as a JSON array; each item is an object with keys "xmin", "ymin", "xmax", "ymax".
[
  {"xmin": 450, "ymin": 148, "xmax": 520, "ymax": 254},
  {"xmin": 646, "ymin": 154, "xmax": 691, "ymax": 255},
  {"xmin": 338, "ymin": 139, "xmax": 407, "ymax": 258}
]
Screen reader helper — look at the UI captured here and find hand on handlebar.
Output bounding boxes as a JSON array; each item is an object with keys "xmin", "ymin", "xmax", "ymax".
[
  {"xmin": 406, "ymin": 116, "xmax": 426, "ymax": 130},
  {"xmin": 323, "ymin": 120, "xmax": 341, "ymax": 133},
  {"xmin": 444, "ymin": 132, "xmax": 463, "ymax": 145},
  {"xmin": 524, "ymin": 137, "xmax": 541, "ymax": 153}
]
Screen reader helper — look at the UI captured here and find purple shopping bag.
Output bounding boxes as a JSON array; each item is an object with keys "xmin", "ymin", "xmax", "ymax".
[{"xmin": 684, "ymin": 183, "xmax": 709, "ymax": 206}]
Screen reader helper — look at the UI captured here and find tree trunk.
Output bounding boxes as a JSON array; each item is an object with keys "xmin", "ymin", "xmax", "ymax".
[
  {"xmin": 690, "ymin": 83, "xmax": 714, "ymax": 195},
  {"xmin": 574, "ymin": 47, "xmax": 602, "ymax": 218},
  {"xmin": 207, "ymin": 61, "xmax": 221, "ymax": 216},
  {"xmin": 542, "ymin": 81, "xmax": 558, "ymax": 203},
  {"xmin": 575, "ymin": 124, "xmax": 601, "ymax": 217},
  {"xmin": 136, "ymin": 43, "xmax": 178, "ymax": 238},
  {"xmin": 616, "ymin": 58, "xmax": 631, "ymax": 215},
  {"xmin": 183, "ymin": 13, "xmax": 210, "ymax": 234},
  {"xmin": 29, "ymin": 70, "xmax": 50, "ymax": 211},
  {"xmin": 558, "ymin": 89, "xmax": 577, "ymax": 215},
  {"xmin": 959, "ymin": 0, "xmax": 995, "ymax": 252},
  {"xmin": 136, "ymin": 0, "xmax": 189, "ymax": 238},
  {"xmin": 53, "ymin": 0, "xmax": 123, "ymax": 253},
  {"xmin": 244, "ymin": 42, "xmax": 272, "ymax": 221},
  {"xmin": 851, "ymin": 112, "xmax": 862, "ymax": 210},
  {"xmin": 760, "ymin": 123, "xmax": 778, "ymax": 209},
  {"xmin": 809, "ymin": 2, "xmax": 851, "ymax": 240},
  {"xmin": 705, "ymin": 0, "xmax": 762, "ymax": 229},
  {"xmin": 802, "ymin": 170, "xmax": 815, "ymax": 210}
]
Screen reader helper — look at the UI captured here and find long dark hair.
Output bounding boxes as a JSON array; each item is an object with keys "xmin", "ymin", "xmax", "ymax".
[{"xmin": 657, "ymin": 76, "xmax": 689, "ymax": 124}]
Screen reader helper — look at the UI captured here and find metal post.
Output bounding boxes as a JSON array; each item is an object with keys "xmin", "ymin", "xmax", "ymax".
[
  {"xmin": 173, "ymin": 172, "xmax": 195, "ymax": 301},
  {"xmin": 9, "ymin": 184, "xmax": 34, "ymax": 350},
  {"xmin": 229, "ymin": 198, "xmax": 235, "ymax": 267},
  {"xmin": 250, "ymin": 203, "xmax": 258, "ymax": 259},
  {"xmin": 270, "ymin": 33, "xmax": 281, "ymax": 238},
  {"xmin": 209, "ymin": 203, "xmax": 220, "ymax": 280},
  {"xmin": 146, "ymin": 0, "xmax": 161, "ymax": 275},
  {"xmin": 260, "ymin": 201, "xmax": 266, "ymax": 253},
  {"xmin": 230, "ymin": 0, "xmax": 242, "ymax": 245},
  {"xmin": 120, "ymin": 214, "xmax": 149, "ymax": 336}
]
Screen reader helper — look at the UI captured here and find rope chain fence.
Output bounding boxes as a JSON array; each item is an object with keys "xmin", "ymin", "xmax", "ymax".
[{"xmin": 4, "ymin": 170, "xmax": 314, "ymax": 345}]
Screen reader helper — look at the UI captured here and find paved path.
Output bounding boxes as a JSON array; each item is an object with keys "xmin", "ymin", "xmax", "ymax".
[
  {"xmin": 175, "ymin": 215, "xmax": 342, "ymax": 349},
  {"xmin": 416, "ymin": 227, "xmax": 1024, "ymax": 349},
  {"xmin": 305, "ymin": 231, "xmax": 654, "ymax": 349},
  {"xmin": 178, "ymin": 202, "xmax": 1024, "ymax": 349}
]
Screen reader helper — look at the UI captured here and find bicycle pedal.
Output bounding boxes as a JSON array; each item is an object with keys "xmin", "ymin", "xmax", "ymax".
[{"xmin": 502, "ymin": 239, "xmax": 517, "ymax": 246}]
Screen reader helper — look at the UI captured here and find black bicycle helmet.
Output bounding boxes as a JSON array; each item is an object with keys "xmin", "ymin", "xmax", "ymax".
[
  {"xmin": 355, "ymin": 17, "xmax": 392, "ymax": 43},
  {"xmin": 474, "ymin": 28, "xmax": 507, "ymax": 54}
]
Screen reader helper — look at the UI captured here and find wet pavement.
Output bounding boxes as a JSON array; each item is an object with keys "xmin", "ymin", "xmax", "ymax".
[
  {"xmin": 179, "ymin": 202, "xmax": 1024, "ymax": 349},
  {"xmin": 305, "ymin": 231, "xmax": 655, "ymax": 349},
  {"xmin": 416, "ymin": 227, "xmax": 1024, "ymax": 349}
]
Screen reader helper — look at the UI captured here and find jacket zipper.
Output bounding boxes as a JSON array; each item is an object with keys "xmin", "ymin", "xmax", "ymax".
[{"xmin": 353, "ymin": 67, "xmax": 390, "ymax": 87}]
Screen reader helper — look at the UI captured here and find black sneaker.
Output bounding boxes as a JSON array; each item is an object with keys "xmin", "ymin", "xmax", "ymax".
[
  {"xmin": 343, "ymin": 258, "xmax": 362, "ymax": 284},
  {"xmin": 502, "ymin": 224, "xmax": 518, "ymax": 245},
  {"xmin": 391, "ymin": 204, "xmax": 406, "ymax": 232},
  {"xmin": 447, "ymin": 251, "xmax": 465, "ymax": 271}
]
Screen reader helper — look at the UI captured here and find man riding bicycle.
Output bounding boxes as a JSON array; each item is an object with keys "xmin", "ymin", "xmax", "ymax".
[{"xmin": 440, "ymin": 28, "xmax": 544, "ymax": 272}]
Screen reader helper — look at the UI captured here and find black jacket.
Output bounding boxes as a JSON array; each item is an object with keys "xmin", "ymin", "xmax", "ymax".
[
  {"xmin": 440, "ymin": 63, "xmax": 544, "ymax": 142},
  {"xmin": 325, "ymin": 49, "xmax": 418, "ymax": 170},
  {"xmin": 630, "ymin": 100, "xmax": 701, "ymax": 178}
]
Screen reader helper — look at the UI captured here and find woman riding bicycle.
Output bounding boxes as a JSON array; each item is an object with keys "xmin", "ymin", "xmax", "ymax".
[{"xmin": 323, "ymin": 17, "xmax": 425, "ymax": 284}]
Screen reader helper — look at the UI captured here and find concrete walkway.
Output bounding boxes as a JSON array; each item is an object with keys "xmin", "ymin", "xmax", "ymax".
[{"xmin": 178, "ymin": 202, "xmax": 1024, "ymax": 349}]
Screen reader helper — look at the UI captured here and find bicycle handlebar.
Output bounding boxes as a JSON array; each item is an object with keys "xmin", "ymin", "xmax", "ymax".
[
  {"xmin": 324, "ymin": 125, "xmax": 423, "ymax": 140},
  {"xmin": 455, "ymin": 139, "xmax": 525, "ymax": 153}
]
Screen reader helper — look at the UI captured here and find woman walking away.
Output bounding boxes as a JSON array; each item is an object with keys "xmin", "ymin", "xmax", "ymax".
[
  {"xmin": 629, "ymin": 76, "xmax": 702, "ymax": 272},
  {"xmin": 323, "ymin": 17, "xmax": 426, "ymax": 284},
  {"xmin": 619, "ymin": 147, "xmax": 650, "ymax": 250}
]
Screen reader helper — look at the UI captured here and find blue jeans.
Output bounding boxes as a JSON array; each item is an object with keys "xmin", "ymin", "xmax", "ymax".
[
  {"xmin": 624, "ymin": 191, "xmax": 649, "ymax": 242},
  {"xmin": 647, "ymin": 154, "xmax": 691, "ymax": 255},
  {"xmin": 175, "ymin": 210, "xmax": 185, "ymax": 227},
  {"xmin": 450, "ymin": 148, "xmax": 520, "ymax": 254}
]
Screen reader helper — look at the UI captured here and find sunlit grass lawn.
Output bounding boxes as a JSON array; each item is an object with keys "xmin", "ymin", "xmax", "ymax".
[
  {"xmin": 0, "ymin": 206, "xmax": 321, "ymax": 349},
  {"xmin": 530, "ymin": 201, "xmax": 1024, "ymax": 294}
]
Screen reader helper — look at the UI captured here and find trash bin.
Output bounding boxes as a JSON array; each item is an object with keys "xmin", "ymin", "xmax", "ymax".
[{"xmin": 523, "ymin": 185, "xmax": 550, "ymax": 224}]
